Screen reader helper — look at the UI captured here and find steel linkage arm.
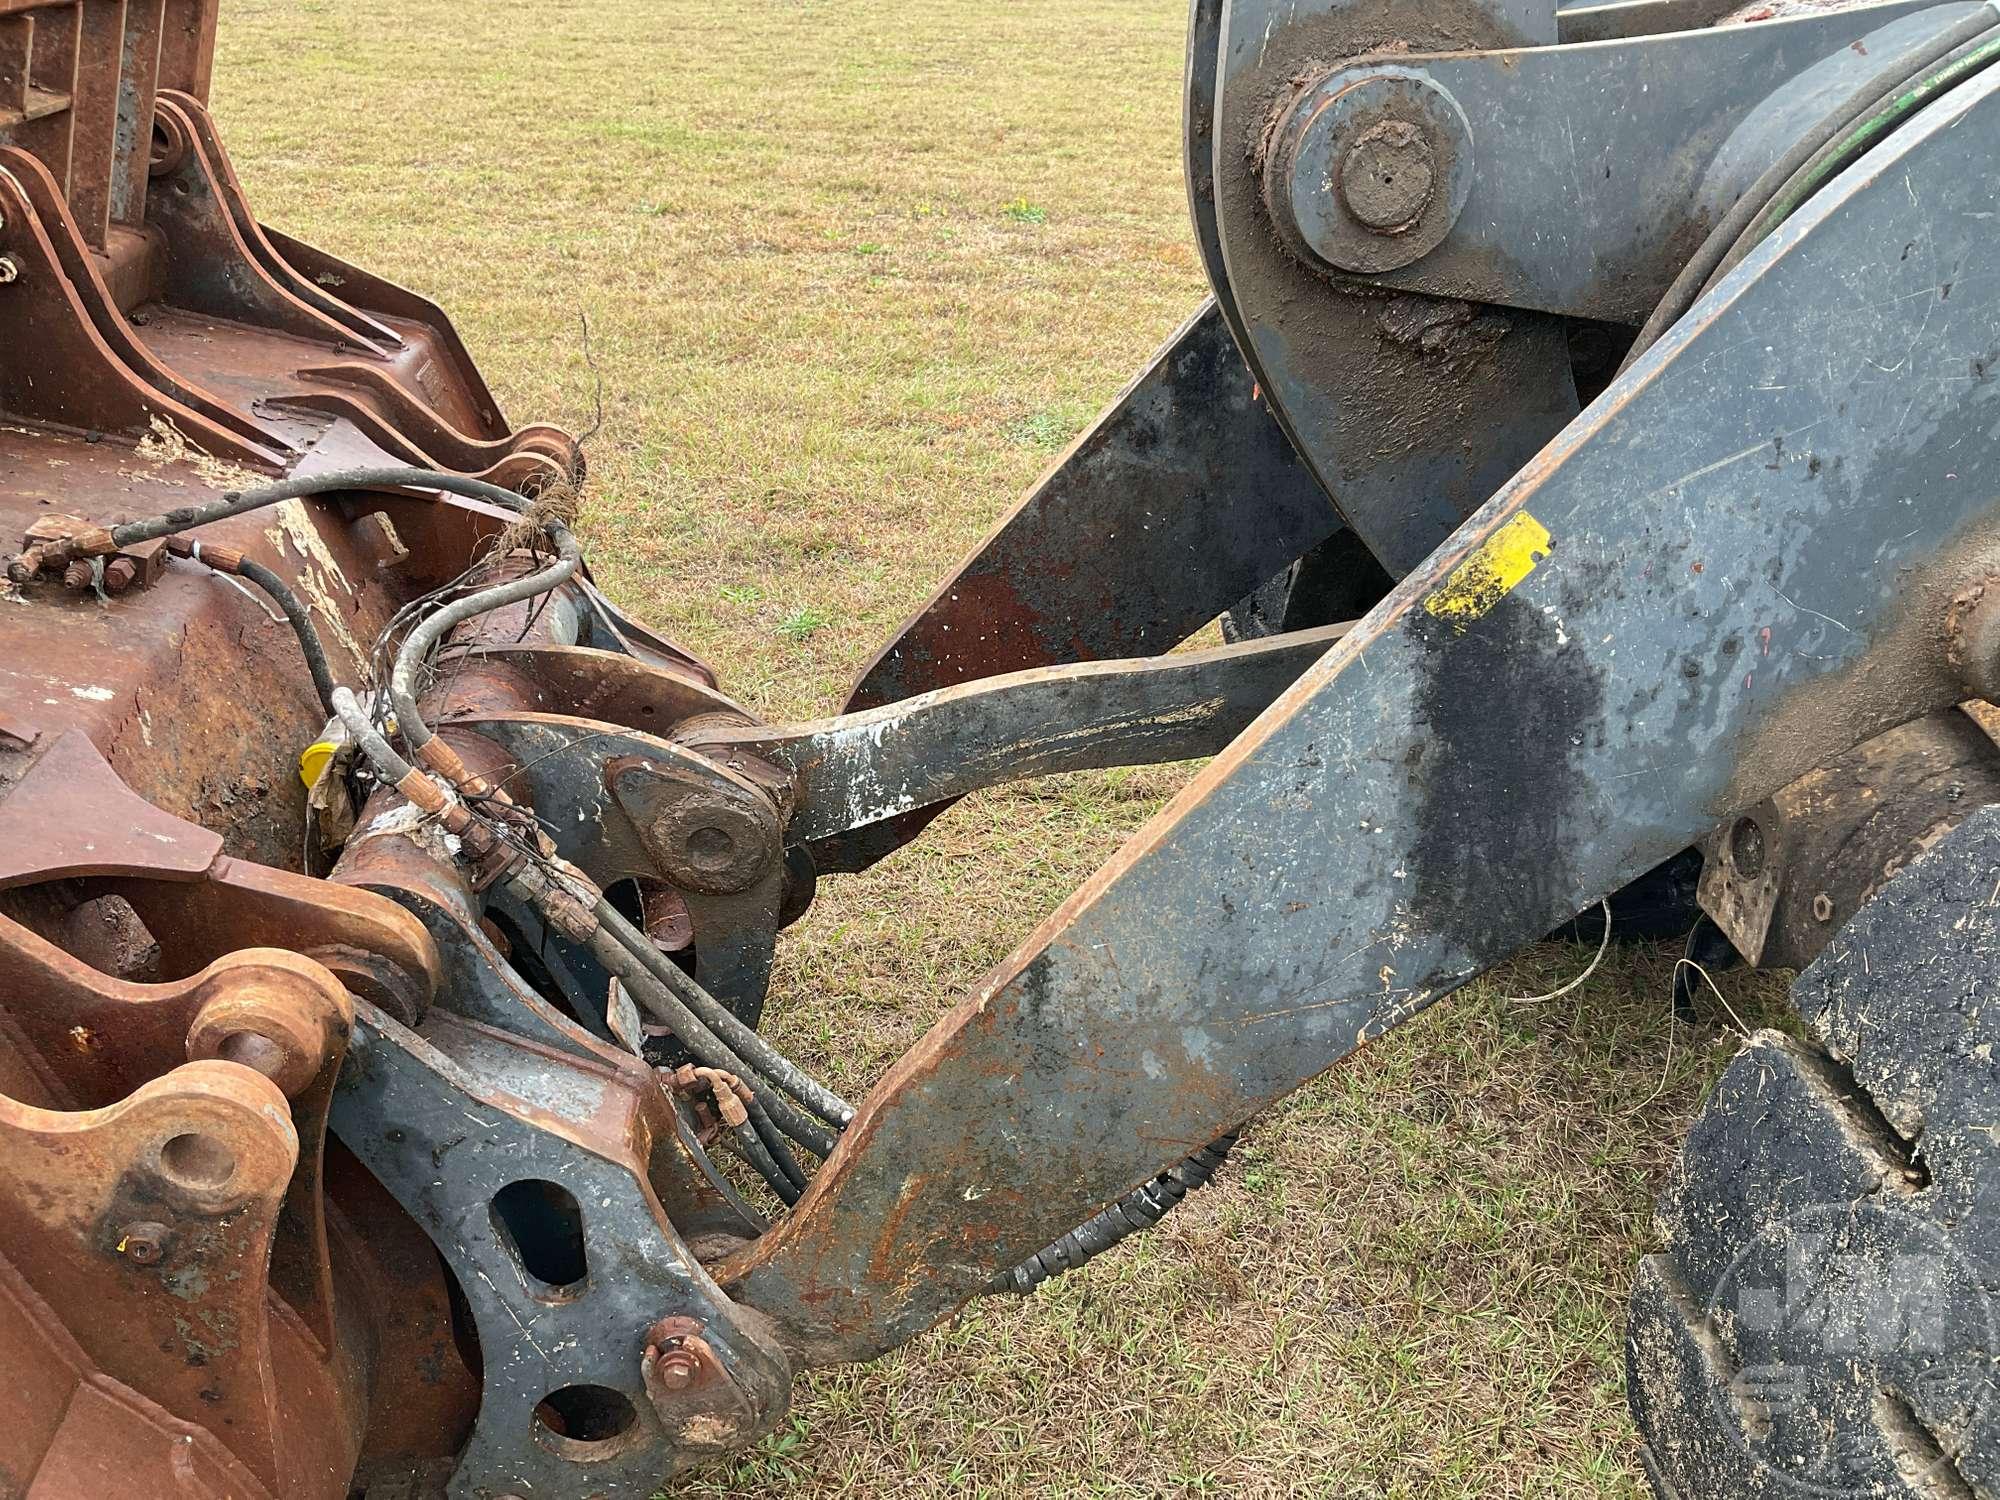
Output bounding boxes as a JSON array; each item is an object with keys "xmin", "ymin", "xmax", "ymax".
[
  {"xmin": 694, "ymin": 621, "xmax": 1354, "ymax": 843},
  {"xmin": 717, "ymin": 63, "xmax": 2000, "ymax": 1363}
]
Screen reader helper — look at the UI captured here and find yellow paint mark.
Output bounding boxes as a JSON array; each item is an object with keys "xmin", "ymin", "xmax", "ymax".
[{"xmin": 1423, "ymin": 512, "xmax": 1552, "ymax": 627}]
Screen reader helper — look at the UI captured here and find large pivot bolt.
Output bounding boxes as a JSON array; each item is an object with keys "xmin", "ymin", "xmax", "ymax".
[
  {"xmin": 1262, "ymin": 66, "xmax": 1472, "ymax": 275},
  {"xmin": 608, "ymin": 757, "xmax": 788, "ymax": 897},
  {"xmin": 1340, "ymin": 120, "xmax": 1434, "ymax": 233}
]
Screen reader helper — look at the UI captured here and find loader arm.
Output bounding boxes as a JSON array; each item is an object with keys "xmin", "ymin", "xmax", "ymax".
[{"xmin": 719, "ymin": 58, "xmax": 2000, "ymax": 1360}]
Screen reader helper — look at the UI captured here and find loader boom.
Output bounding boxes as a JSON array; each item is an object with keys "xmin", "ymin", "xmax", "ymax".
[{"xmin": 725, "ymin": 45, "xmax": 2000, "ymax": 1357}]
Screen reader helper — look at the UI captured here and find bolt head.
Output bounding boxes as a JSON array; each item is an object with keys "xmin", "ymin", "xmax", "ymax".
[
  {"xmin": 0, "ymin": 254, "xmax": 19, "ymax": 285},
  {"xmin": 683, "ymin": 822, "xmax": 737, "ymax": 871},
  {"xmin": 654, "ymin": 1350, "xmax": 699, "ymax": 1390},
  {"xmin": 643, "ymin": 1314, "xmax": 716, "ymax": 1397},
  {"xmin": 119, "ymin": 1221, "xmax": 169, "ymax": 1265},
  {"xmin": 636, "ymin": 793, "xmax": 775, "ymax": 895},
  {"xmin": 1266, "ymin": 67, "xmax": 1472, "ymax": 274},
  {"xmin": 1340, "ymin": 120, "xmax": 1435, "ymax": 233}
]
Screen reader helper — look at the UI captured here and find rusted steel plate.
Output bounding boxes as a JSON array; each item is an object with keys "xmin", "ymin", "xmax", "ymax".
[
  {"xmin": 0, "ymin": 730, "xmax": 223, "ymax": 888},
  {"xmin": 147, "ymin": 95, "xmax": 387, "ymax": 352},
  {"xmin": 723, "ymin": 71, "xmax": 2000, "ymax": 1360},
  {"xmin": 263, "ymin": 225, "xmax": 512, "ymax": 439},
  {"xmin": 0, "ymin": 429, "xmax": 398, "ymax": 867},
  {"xmin": 0, "ymin": 1250, "xmax": 293, "ymax": 1500},
  {"xmin": 440, "ymin": 643, "xmax": 741, "ymax": 730},
  {"xmin": 111, "ymin": 857, "xmax": 441, "ymax": 998},
  {"xmin": 160, "ymin": 91, "xmax": 404, "ymax": 352},
  {"xmin": 329, "ymin": 1152, "xmax": 481, "ymax": 1488},
  {"xmin": 0, "ymin": 163, "xmax": 281, "ymax": 467},
  {"xmin": 0, "ymin": 1058, "xmax": 341, "ymax": 1494},
  {"xmin": 1, "ymin": 145, "xmax": 284, "ymax": 453},
  {"xmin": 849, "ymin": 300, "xmax": 1340, "ymax": 709}
]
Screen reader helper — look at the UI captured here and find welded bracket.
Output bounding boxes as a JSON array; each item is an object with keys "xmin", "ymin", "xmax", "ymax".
[{"xmin": 330, "ymin": 1005, "xmax": 792, "ymax": 1498}]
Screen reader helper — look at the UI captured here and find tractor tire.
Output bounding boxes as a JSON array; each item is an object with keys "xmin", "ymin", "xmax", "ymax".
[{"xmin": 1627, "ymin": 804, "xmax": 2000, "ymax": 1500}]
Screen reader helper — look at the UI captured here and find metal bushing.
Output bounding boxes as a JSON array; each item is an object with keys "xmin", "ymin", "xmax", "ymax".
[
  {"xmin": 609, "ymin": 759, "xmax": 784, "ymax": 897},
  {"xmin": 184, "ymin": 949, "xmax": 356, "ymax": 1098},
  {"xmin": 187, "ymin": 982, "xmax": 332, "ymax": 1098},
  {"xmin": 306, "ymin": 943, "xmax": 430, "ymax": 1027},
  {"xmin": 148, "ymin": 111, "xmax": 190, "ymax": 179},
  {"xmin": 1262, "ymin": 66, "xmax": 1473, "ymax": 275}
]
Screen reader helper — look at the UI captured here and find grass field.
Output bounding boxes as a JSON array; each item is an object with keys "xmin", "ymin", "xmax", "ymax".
[{"xmin": 214, "ymin": 3, "xmax": 1793, "ymax": 1493}]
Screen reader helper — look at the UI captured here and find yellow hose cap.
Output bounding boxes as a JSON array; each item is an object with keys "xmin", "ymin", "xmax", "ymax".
[{"xmin": 299, "ymin": 739, "xmax": 338, "ymax": 790}]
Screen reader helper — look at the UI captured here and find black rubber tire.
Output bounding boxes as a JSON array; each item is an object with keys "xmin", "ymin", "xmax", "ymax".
[{"xmin": 1628, "ymin": 804, "xmax": 2000, "ymax": 1499}]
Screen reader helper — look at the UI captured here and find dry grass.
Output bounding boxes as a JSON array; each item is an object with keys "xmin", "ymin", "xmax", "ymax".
[{"xmin": 214, "ymin": 3, "xmax": 1794, "ymax": 1494}]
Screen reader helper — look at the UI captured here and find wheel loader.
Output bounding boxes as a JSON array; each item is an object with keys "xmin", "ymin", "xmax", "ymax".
[{"xmin": 0, "ymin": 0, "xmax": 1996, "ymax": 1495}]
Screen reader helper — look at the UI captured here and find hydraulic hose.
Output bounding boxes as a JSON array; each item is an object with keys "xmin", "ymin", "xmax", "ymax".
[
  {"xmin": 110, "ymin": 465, "xmax": 540, "ymax": 549},
  {"xmin": 732, "ymin": 1120, "xmax": 803, "ymax": 1207},
  {"xmin": 582, "ymin": 903, "xmax": 841, "ymax": 1159},
  {"xmin": 670, "ymin": 1066, "xmax": 806, "ymax": 1203},
  {"xmin": 593, "ymin": 898, "xmax": 855, "ymax": 1129},
  {"xmin": 746, "ymin": 1094, "xmax": 812, "ymax": 1193},
  {"xmin": 990, "ymin": 1131, "xmax": 1241, "ymax": 1295},
  {"xmin": 387, "ymin": 523, "xmax": 581, "ymax": 752},
  {"xmin": 167, "ymin": 537, "xmax": 339, "ymax": 714},
  {"xmin": 312, "ymin": 468, "xmax": 853, "ymax": 1178},
  {"xmin": 331, "ymin": 686, "xmax": 423, "ymax": 790},
  {"xmin": 331, "ymin": 686, "xmax": 841, "ymax": 1162}
]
